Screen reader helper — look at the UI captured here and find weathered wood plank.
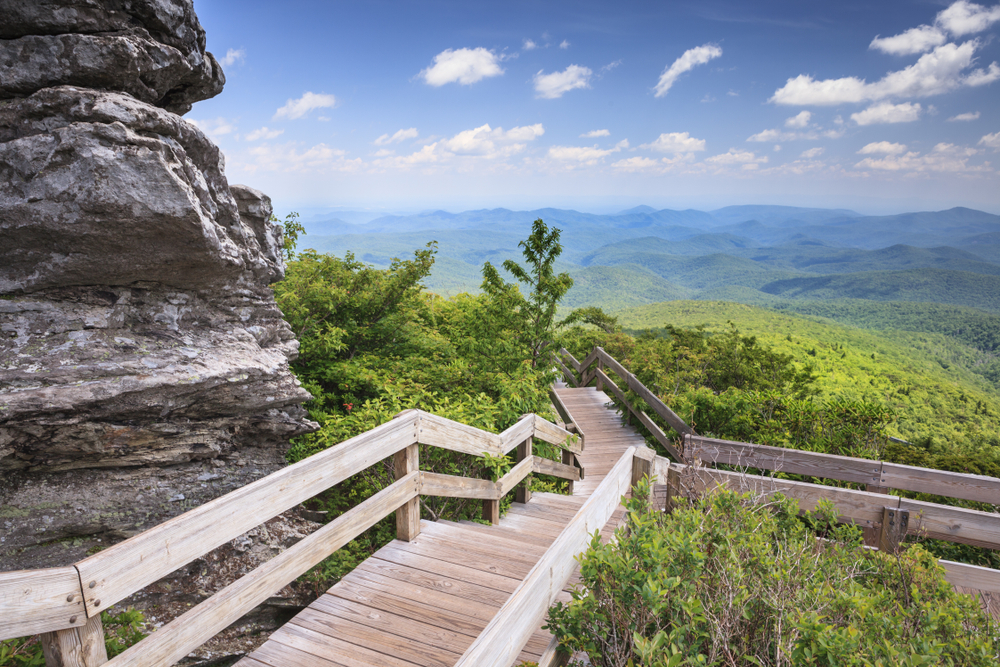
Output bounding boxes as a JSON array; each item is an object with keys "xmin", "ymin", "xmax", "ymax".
[
  {"xmin": 532, "ymin": 455, "xmax": 582, "ymax": 482},
  {"xmin": 941, "ymin": 560, "xmax": 1000, "ymax": 593},
  {"xmin": 635, "ymin": 409, "xmax": 684, "ymax": 462},
  {"xmin": 516, "ymin": 438, "xmax": 533, "ymax": 504},
  {"xmin": 579, "ymin": 349, "xmax": 600, "ymax": 375},
  {"xmin": 687, "ymin": 435, "xmax": 882, "ymax": 486},
  {"xmin": 395, "ymin": 444, "xmax": 420, "ymax": 541},
  {"xmin": 533, "ymin": 417, "xmax": 582, "ymax": 453},
  {"xmin": 417, "ymin": 413, "xmax": 503, "ymax": 456},
  {"xmin": 40, "ymin": 614, "xmax": 107, "ymax": 667},
  {"xmin": 900, "ymin": 498, "xmax": 1000, "ymax": 549},
  {"xmin": 454, "ymin": 447, "xmax": 635, "ymax": 667},
  {"xmin": 877, "ymin": 507, "xmax": 908, "ymax": 554},
  {"xmin": 76, "ymin": 413, "xmax": 418, "ymax": 617},
  {"xmin": 102, "ymin": 473, "xmax": 419, "ymax": 667},
  {"xmin": 499, "ymin": 415, "xmax": 535, "ymax": 454},
  {"xmin": 625, "ymin": 374, "xmax": 694, "ymax": 436},
  {"xmin": 559, "ymin": 347, "xmax": 582, "ymax": 373},
  {"xmin": 0, "ymin": 567, "xmax": 86, "ymax": 640},
  {"xmin": 497, "ymin": 455, "xmax": 535, "ymax": 497},
  {"xmin": 880, "ymin": 463, "xmax": 1000, "ymax": 505},
  {"xmin": 596, "ymin": 347, "xmax": 630, "ymax": 383},
  {"xmin": 419, "ymin": 471, "xmax": 499, "ymax": 500},
  {"xmin": 555, "ymin": 356, "xmax": 578, "ymax": 387}
]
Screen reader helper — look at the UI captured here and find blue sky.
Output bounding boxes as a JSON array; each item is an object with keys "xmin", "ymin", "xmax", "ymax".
[{"xmin": 190, "ymin": 0, "xmax": 1000, "ymax": 215}]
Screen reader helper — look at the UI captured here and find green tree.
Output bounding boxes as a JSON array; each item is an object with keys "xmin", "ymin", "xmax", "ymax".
[{"xmin": 481, "ymin": 219, "xmax": 573, "ymax": 368}]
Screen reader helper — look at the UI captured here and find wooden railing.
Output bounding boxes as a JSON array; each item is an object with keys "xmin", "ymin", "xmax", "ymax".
[
  {"xmin": 557, "ymin": 346, "xmax": 693, "ymax": 461},
  {"xmin": 0, "ymin": 409, "xmax": 582, "ymax": 667}
]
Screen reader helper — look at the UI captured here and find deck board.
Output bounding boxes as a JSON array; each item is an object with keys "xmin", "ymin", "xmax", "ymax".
[{"xmin": 235, "ymin": 385, "xmax": 637, "ymax": 667}]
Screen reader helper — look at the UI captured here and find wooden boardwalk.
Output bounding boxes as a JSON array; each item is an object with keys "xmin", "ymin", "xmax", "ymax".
[{"xmin": 235, "ymin": 385, "xmax": 645, "ymax": 667}]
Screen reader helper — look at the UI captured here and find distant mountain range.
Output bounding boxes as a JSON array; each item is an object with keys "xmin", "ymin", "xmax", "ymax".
[{"xmin": 296, "ymin": 204, "xmax": 1000, "ymax": 313}]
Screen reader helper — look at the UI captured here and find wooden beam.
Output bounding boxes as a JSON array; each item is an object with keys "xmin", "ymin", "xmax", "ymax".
[
  {"xmin": 900, "ymin": 498, "xmax": 1000, "ymax": 550},
  {"xmin": 40, "ymin": 614, "xmax": 107, "ymax": 667},
  {"xmin": 555, "ymin": 356, "xmax": 577, "ymax": 387},
  {"xmin": 419, "ymin": 472, "xmax": 499, "ymax": 500},
  {"xmin": 562, "ymin": 449, "xmax": 576, "ymax": 495},
  {"xmin": 497, "ymin": 456, "xmax": 535, "ymax": 498},
  {"xmin": 482, "ymin": 499, "xmax": 500, "ymax": 525},
  {"xmin": 632, "ymin": 446, "xmax": 655, "ymax": 489},
  {"xmin": 625, "ymin": 374, "xmax": 694, "ymax": 436},
  {"xmin": 515, "ymin": 439, "xmax": 533, "ymax": 504},
  {"xmin": 880, "ymin": 462, "xmax": 1000, "ymax": 505},
  {"xmin": 0, "ymin": 567, "xmax": 87, "ymax": 640},
  {"xmin": 596, "ymin": 347, "xmax": 630, "ymax": 383},
  {"xmin": 579, "ymin": 349, "xmax": 600, "ymax": 375},
  {"xmin": 941, "ymin": 560, "xmax": 1000, "ymax": 593},
  {"xmin": 636, "ymin": 409, "xmax": 684, "ymax": 463},
  {"xmin": 559, "ymin": 347, "xmax": 582, "ymax": 373},
  {"xmin": 877, "ymin": 507, "xmax": 908, "ymax": 554},
  {"xmin": 394, "ymin": 444, "xmax": 420, "ymax": 541},
  {"xmin": 417, "ymin": 413, "xmax": 504, "ymax": 456},
  {"xmin": 532, "ymin": 455, "xmax": 582, "ymax": 482},
  {"xmin": 533, "ymin": 416, "xmax": 582, "ymax": 453},
  {"xmin": 101, "ymin": 474, "xmax": 420, "ymax": 667},
  {"xmin": 454, "ymin": 447, "xmax": 635, "ymax": 667},
  {"xmin": 74, "ymin": 414, "xmax": 418, "ymax": 617},
  {"xmin": 498, "ymin": 415, "xmax": 535, "ymax": 454}
]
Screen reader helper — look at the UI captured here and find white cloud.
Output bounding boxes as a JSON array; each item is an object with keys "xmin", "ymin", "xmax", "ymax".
[
  {"xmin": 374, "ymin": 128, "xmax": 419, "ymax": 145},
  {"xmin": 774, "ymin": 145, "xmax": 782, "ymax": 152},
  {"xmin": 980, "ymin": 131, "xmax": 1000, "ymax": 149},
  {"xmin": 534, "ymin": 65, "xmax": 593, "ymax": 99},
  {"xmin": 218, "ymin": 48, "xmax": 245, "ymax": 67},
  {"xmin": 948, "ymin": 111, "xmax": 981, "ymax": 121},
  {"xmin": 375, "ymin": 123, "xmax": 545, "ymax": 167},
  {"xmin": 771, "ymin": 41, "xmax": 999, "ymax": 105},
  {"xmin": 611, "ymin": 156, "xmax": 662, "ymax": 172},
  {"xmin": 581, "ymin": 129, "xmax": 610, "ymax": 138},
  {"xmin": 641, "ymin": 132, "xmax": 707, "ymax": 153},
  {"xmin": 851, "ymin": 101, "xmax": 922, "ymax": 125},
  {"xmin": 654, "ymin": 43, "xmax": 723, "ymax": 97},
  {"xmin": 273, "ymin": 92, "xmax": 337, "ymax": 120},
  {"xmin": 937, "ymin": 0, "xmax": 1000, "ymax": 36},
  {"xmin": 785, "ymin": 111, "xmax": 812, "ymax": 128},
  {"xmin": 245, "ymin": 142, "xmax": 363, "ymax": 174},
  {"xmin": 857, "ymin": 141, "xmax": 908, "ymax": 155},
  {"xmin": 560, "ymin": 40, "xmax": 570, "ymax": 49},
  {"xmin": 870, "ymin": 26, "xmax": 947, "ymax": 56},
  {"xmin": 245, "ymin": 126, "xmax": 284, "ymax": 141},
  {"xmin": 705, "ymin": 148, "xmax": 768, "ymax": 166},
  {"xmin": 601, "ymin": 60, "xmax": 622, "ymax": 73},
  {"xmin": 854, "ymin": 141, "xmax": 988, "ymax": 172},
  {"xmin": 523, "ymin": 38, "xmax": 539, "ymax": 51},
  {"xmin": 800, "ymin": 147, "xmax": 825, "ymax": 158},
  {"xmin": 188, "ymin": 117, "xmax": 235, "ymax": 139},
  {"xmin": 547, "ymin": 143, "xmax": 624, "ymax": 165},
  {"xmin": 420, "ymin": 48, "xmax": 504, "ymax": 86}
]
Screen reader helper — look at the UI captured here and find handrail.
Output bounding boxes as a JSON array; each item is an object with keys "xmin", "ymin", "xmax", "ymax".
[
  {"xmin": 557, "ymin": 346, "xmax": 694, "ymax": 460},
  {"xmin": 0, "ymin": 409, "xmax": 582, "ymax": 662},
  {"xmin": 687, "ymin": 434, "xmax": 1000, "ymax": 506}
]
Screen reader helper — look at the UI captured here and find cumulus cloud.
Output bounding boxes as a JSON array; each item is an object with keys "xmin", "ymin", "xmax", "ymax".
[
  {"xmin": 245, "ymin": 126, "xmax": 284, "ymax": 141},
  {"xmin": 772, "ymin": 41, "xmax": 999, "ymax": 105},
  {"xmin": 245, "ymin": 142, "xmax": 363, "ymax": 174},
  {"xmin": 949, "ymin": 111, "xmax": 981, "ymax": 121},
  {"xmin": 534, "ymin": 65, "xmax": 593, "ymax": 98},
  {"xmin": 581, "ymin": 129, "xmax": 610, "ymax": 138},
  {"xmin": 374, "ymin": 128, "xmax": 419, "ymax": 145},
  {"xmin": 980, "ymin": 131, "xmax": 1000, "ymax": 149},
  {"xmin": 373, "ymin": 123, "xmax": 545, "ymax": 168},
  {"xmin": 705, "ymin": 148, "xmax": 769, "ymax": 170},
  {"xmin": 219, "ymin": 48, "xmax": 245, "ymax": 67},
  {"xmin": 560, "ymin": 40, "xmax": 570, "ymax": 49},
  {"xmin": 189, "ymin": 117, "xmax": 235, "ymax": 139},
  {"xmin": 937, "ymin": 0, "xmax": 1000, "ymax": 36},
  {"xmin": 800, "ymin": 147, "xmax": 825, "ymax": 158},
  {"xmin": 851, "ymin": 101, "xmax": 922, "ymax": 125},
  {"xmin": 611, "ymin": 156, "xmax": 663, "ymax": 172},
  {"xmin": 654, "ymin": 44, "xmax": 723, "ymax": 97},
  {"xmin": 870, "ymin": 26, "xmax": 948, "ymax": 56},
  {"xmin": 273, "ymin": 92, "xmax": 337, "ymax": 120},
  {"xmin": 857, "ymin": 141, "xmax": 908, "ymax": 154},
  {"xmin": 785, "ymin": 111, "xmax": 812, "ymax": 128},
  {"xmin": 870, "ymin": 1, "xmax": 1000, "ymax": 56},
  {"xmin": 547, "ymin": 140, "xmax": 627, "ymax": 165},
  {"xmin": 420, "ymin": 48, "xmax": 504, "ymax": 86},
  {"xmin": 641, "ymin": 132, "xmax": 706, "ymax": 153},
  {"xmin": 523, "ymin": 38, "xmax": 539, "ymax": 51},
  {"xmin": 855, "ymin": 141, "xmax": 988, "ymax": 172}
]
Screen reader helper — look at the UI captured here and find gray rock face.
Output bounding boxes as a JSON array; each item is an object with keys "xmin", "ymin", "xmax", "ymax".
[
  {"xmin": 0, "ymin": 0, "xmax": 223, "ymax": 114},
  {"xmin": 0, "ymin": 0, "xmax": 317, "ymax": 595}
]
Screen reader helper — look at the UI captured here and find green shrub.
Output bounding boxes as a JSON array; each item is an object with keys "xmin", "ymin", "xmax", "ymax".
[{"xmin": 546, "ymin": 482, "xmax": 996, "ymax": 667}]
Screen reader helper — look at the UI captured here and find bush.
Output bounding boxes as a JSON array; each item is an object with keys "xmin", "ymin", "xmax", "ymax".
[{"xmin": 546, "ymin": 482, "xmax": 996, "ymax": 667}]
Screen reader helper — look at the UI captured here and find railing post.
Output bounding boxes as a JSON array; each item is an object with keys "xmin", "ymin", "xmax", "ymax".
[
  {"xmin": 41, "ymin": 614, "xmax": 108, "ymax": 667},
  {"xmin": 482, "ymin": 498, "xmax": 500, "ymax": 525},
  {"xmin": 863, "ymin": 477, "xmax": 888, "ymax": 547},
  {"xmin": 515, "ymin": 437, "xmax": 533, "ymax": 504},
  {"xmin": 394, "ymin": 444, "xmax": 420, "ymax": 541},
  {"xmin": 595, "ymin": 362, "xmax": 604, "ymax": 391},
  {"xmin": 631, "ymin": 447, "xmax": 655, "ymax": 506},
  {"xmin": 877, "ymin": 506, "xmax": 909, "ymax": 554},
  {"xmin": 561, "ymin": 449, "xmax": 575, "ymax": 495}
]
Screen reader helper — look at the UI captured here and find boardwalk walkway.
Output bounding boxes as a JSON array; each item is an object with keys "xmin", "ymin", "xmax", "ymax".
[{"xmin": 233, "ymin": 385, "xmax": 645, "ymax": 667}]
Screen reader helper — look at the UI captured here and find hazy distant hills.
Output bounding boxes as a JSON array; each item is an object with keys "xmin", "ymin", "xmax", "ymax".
[{"xmin": 297, "ymin": 203, "xmax": 1000, "ymax": 314}]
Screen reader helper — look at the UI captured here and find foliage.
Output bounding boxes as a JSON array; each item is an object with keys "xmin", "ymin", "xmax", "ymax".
[
  {"xmin": 0, "ymin": 609, "xmax": 146, "ymax": 666},
  {"xmin": 546, "ymin": 483, "xmax": 997, "ymax": 667},
  {"xmin": 482, "ymin": 218, "xmax": 574, "ymax": 368},
  {"xmin": 272, "ymin": 211, "xmax": 305, "ymax": 262}
]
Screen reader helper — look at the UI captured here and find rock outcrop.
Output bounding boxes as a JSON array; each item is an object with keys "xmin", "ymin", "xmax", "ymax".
[{"xmin": 0, "ymin": 0, "xmax": 316, "ymax": 580}]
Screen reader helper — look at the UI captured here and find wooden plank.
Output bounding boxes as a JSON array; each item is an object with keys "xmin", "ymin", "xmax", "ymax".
[
  {"xmin": 76, "ymin": 413, "xmax": 418, "ymax": 617},
  {"xmin": 497, "ymin": 455, "xmax": 535, "ymax": 497},
  {"xmin": 102, "ymin": 473, "xmax": 420, "ymax": 667},
  {"xmin": 370, "ymin": 548, "xmax": 518, "ymax": 598},
  {"xmin": 632, "ymin": 446, "xmax": 656, "ymax": 488},
  {"xmin": 878, "ymin": 507, "xmax": 908, "ymax": 554},
  {"xmin": 625, "ymin": 374, "xmax": 694, "ymax": 436},
  {"xmin": 0, "ymin": 567, "xmax": 86, "ymax": 640},
  {"xmin": 555, "ymin": 356, "xmax": 578, "ymax": 387},
  {"xmin": 516, "ymin": 438, "xmax": 533, "ymax": 504},
  {"xmin": 395, "ymin": 444, "xmax": 420, "ymax": 541},
  {"xmin": 687, "ymin": 435, "xmax": 882, "ymax": 486},
  {"xmin": 40, "ymin": 614, "xmax": 107, "ymax": 667},
  {"xmin": 636, "ymin": 409, "xmax": 684, "ymax": 462},
  {"xmin": 596, "ymin": 347, "xmax": 630, "ymax": 383},
  {"xmin": 579, "ymin": 349, "xmax": 600, "ymax": 375},
  {"xmin": 532, "ymin": 455, "xmax": 582, "ymax": 482},
  {"xmin": 941, "ymin": 560, "xmax": 1000, "ymax": 593},
  {"xmin": 271, "ymin": 619, "xmax": 424, "ymax": 667},
  {"xmin": 559, "ymin": 347, "xmax": 581, "ymax": 373},
  {"xmin": 499, "ymin": 415, "xmax": 535, "ymax": 454},
  {"xmin": 482, "ymin": 498, "xmax": 500, "ymax": 525},
  {"xmin": 348, "ymin": 567, "xmax": 500, "ymax": 624},
  {"xmin": 880, "ymin": 462, "xmax": 1000, "ymax": 505},
  {"xmin": 419, "ymin": 471, "xmax": 499, "ymax": 500},
  {"xmin": 417, "ymin": 413, "xmax": 503, "ymax": 456},
  {"xmin": 533, "ymin": 417, "xmax": 582, "ymax": 453},
  {"xmin": 900, "ymin": 498, "xmax": 1000, "ymax": 549},
  {"xmin": 454, "ymin": 448, "xmax": 636, "ymax": 667}
]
